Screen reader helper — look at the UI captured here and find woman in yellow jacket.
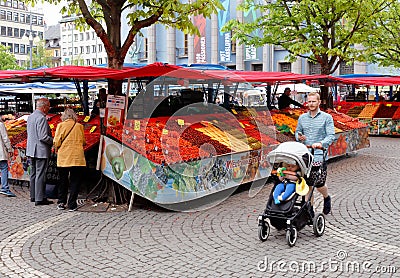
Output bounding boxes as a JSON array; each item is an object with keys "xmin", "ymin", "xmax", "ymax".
[{"xmin": 53, "ymin": 108, "xmax": 86, "ymax": 211}]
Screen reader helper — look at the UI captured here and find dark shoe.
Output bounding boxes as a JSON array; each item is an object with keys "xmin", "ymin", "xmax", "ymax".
[
  {"xmin": 57, "ymin": 203, "xmax": 66, "ymax": 210},
  {"xmin": 35, "ymin": 199, "xmax": 54, "ymax": 206},
  {"xmin": 323, "ymin": 196, "xmax": 331, "ymax": 215}
]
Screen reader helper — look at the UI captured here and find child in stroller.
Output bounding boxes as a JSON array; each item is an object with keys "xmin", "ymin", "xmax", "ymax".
[
  {"xmin": 258, "ymin": 141, "xmax": 326, "ymax": 247},
  {"xmin": 272, "ymin": 162, "xmax": 301, "ymax": 205}
]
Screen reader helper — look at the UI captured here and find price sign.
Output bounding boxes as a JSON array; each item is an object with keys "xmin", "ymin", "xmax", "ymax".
[
  {"xmin": 386, "ymin": 104, "xmax": 392, "ymax": 107},
  {"xmin": 134, "ymin": 120, "xmax": 141, "ymax": 131},
  {"xmin": 162, "ymin": 129, "xmax": 168, "ymax": 135},
  {"xmin": 231, "ymin": 109, "xmax": 237, "ymax": 114},
  {"xmin": 83, "ymin": 116, "xmax": 91, "ymax": 122},
  {"xmin": 49, "ymin": 124, "xmax": 54, "ymax": 129},
  {"xmin": 177, "ymin": 119, "xmax": 184, "ymax": 126},
  {"xmin": 90, "ymin": 126, "xmax": 96, "ymax": 133}
]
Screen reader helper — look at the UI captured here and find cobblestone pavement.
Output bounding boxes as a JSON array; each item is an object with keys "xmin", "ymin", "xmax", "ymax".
[{"xmin": 0, "ymin": 137, "xmax": 399, "ymax": 278}]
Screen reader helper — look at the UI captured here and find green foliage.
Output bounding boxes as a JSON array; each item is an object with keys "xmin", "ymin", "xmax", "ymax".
[
  {"xmin": 32, "ymin": 40, "xmax": 53, "ymax": 68},
  {"xmin": 362, "ymin": 1, "xmax": 400, "ymax": 68},
  {"xmin": 223, "ymin": 0, "xmax": 394, "ymax": 75},
  {"xmin": 24, "ymin": 0, "xmax": 223, "ymax": 69},
  {"xmin": 0, "ymin": 45, "xmax": 22, "ymax": 70}
]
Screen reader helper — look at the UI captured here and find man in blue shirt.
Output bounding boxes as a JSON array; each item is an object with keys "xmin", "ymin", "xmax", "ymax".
[{"xmin": 295, "ymin": 92, "xmax": 335, "ymax": 216}]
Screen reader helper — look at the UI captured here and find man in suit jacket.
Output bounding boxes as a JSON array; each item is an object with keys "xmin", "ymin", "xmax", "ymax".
[{"xmin": 26, "ymin": 98, "xmax": 54, "ymax": 206}]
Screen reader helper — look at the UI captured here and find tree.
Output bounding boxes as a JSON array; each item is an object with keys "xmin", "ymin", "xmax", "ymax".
[
  {"xmin": 0, "ymin": 45, "xmax": 22, "ymax": 70},
  {"xmin": 26, "ymin": 0, "xmax": 223, "ymax": 94},
  {"xmin": 223, "ymin": 0, "xmax": 393, "ymax": 108},
  {"xmin": 362, "ymin": 2, "xmax": 400, "ymax": 69},
  {"xmin": 32, "ymin": 40, "xmax": 53, "ymax": 68}
]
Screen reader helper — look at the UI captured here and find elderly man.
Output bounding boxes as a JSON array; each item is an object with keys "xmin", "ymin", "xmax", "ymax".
[{"xmin": 26, "ymin": 98, "xmax": 54, "ymax": 206}]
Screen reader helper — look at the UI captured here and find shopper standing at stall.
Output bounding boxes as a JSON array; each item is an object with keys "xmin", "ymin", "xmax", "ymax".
[
  {"xmin": 278, "ymin": 87, "xmax": 303, "ymax": 110},
  {"xmin": 295, "ymin": 92, "xmax": 335, "ymax": 215},
  {"xmin": 26, "ymin": 98, "xmax": 54, "ymax": 206},
  {"xmin": 53, "ymin": 108, "xmax": 86, "ymax": 212},
  {"xmin": 0, "ymin": 117, "xmax": 15, "ymax": 197},
  {"xmin": 91, "ymin": 88, "xmax": 107, "ymax": 133}
]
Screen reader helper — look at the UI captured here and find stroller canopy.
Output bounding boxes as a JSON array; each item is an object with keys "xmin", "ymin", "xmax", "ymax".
[{"xmin": 266, "ymin": 141, "xmax": 314, "ymax": 177}]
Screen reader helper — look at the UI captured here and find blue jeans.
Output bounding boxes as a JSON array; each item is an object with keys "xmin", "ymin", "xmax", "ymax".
[
  {"xmin": 273, "ymin": 181, "xmax": 296, "ymax": 204},
  {"xmin": 0, "ymin": 160, "xmax": 9, "ymax": 191}
]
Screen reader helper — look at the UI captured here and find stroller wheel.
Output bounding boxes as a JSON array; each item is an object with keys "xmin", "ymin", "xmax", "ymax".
[
  {"xmin": 313, "ymin": 213, "xmax": 326, "ymax": 237},
  {"xmin": 286, "ymin": 227, "xmax": 297, "ymax": 247},
  {"xmin": 258, "ymin": 222, "xmax": 270, "ymax": 242}
]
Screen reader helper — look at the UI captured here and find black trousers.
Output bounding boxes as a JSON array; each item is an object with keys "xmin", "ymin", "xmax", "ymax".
[{"xmin": 57, "ymin": 166, "xmax": 85, "ymax": 210}]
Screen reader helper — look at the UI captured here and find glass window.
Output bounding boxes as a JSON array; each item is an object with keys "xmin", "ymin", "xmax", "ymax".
[
  {"xmin": 1, "ymin": 26, "xmax": 6, "ymax": 36},
  {"xmin": 1, "ymin": 42, "xmax": 6, "ymax": 47},
  {"xmin": 92, "ymin": 45, "xmax": 96, "ymax": 53},
  {"xmin": 13, "ymin": 28, "xmax": 18, "ymax": 37},
  {"xmin": 14, "ymin": 43, "xmax": 18, "ymax": 53},
  {"xmin": 38, "ymin": 31, "xmax": 43, "ymax": 40},
  {"xmin": 92, "ymin": 32, "xmax": 96, "ymax": 40},
  {"xmin": 20, "ymin": 29, "xmax": 25, "ymax": 37},
  {"xmin": 26, "ymin": 14, "xmax": 30, "ymax": 24},
  {"xmin": 74, "ymin": 34, "xmax": 78, "ymax": 41},
  {"xmin": 7, "ymin": 27, "xmax": 12, "ymax": 36},
  {"xmin": 12, "ymin": 1, "xmax": 17, "ymax": 8},
  {"xmin": 18, "ymin": 2, "xmax": 24, "ymax": 9},
  {"xmin": 86, "ymin": 59, "xmax": 90, "ymax": 66},
  {"xmin": 0, "ymin": 10, "xmax": 5, "ymax": 20},
  {"xmin": 74, "ymin": 47, "xmax": 78, "ymax": 54},
  {"xmin": 80, "ymin": 33, "xmax": 83, "ymax": 41},
  {"xmin": 20, "ymin": 44, "xmax": 25, "ymax": 54},
  {"xmin": 98, "ymin": 44, "xmax": 102, "ymax": 52},
  {"xmin": 32, "ymin": 15, "xmax": 37, "ymax": 25},
  {"xmin": 98, "ymin": 58, "xmax": 102, "ymax": 64},
  {"xmin": 7, "ymin": 42, "xmax": 12, "ymax": 52},
  {"xmin": 20, "ymin": 13, "xmax": 25, "ymax": 23},
  {"xmin": 80, "ymin": 46, "xmax": 84, "ymax": 54},
  {"xmin": 6, "ymin": 11, "xmax": 12, "ymax": 20},
  {"xmin": 279, "ymin": 62, "xmax": 291, "ymax": 72},
  {"xmin": 92, "ymin": 58, "xmax": 96, "ymax": 65},
  {"xmin": 13, "ymin": 11, "xmax": 18, "ymax": 22},
  {"xmin": 38, "ymin": 16, "xmax": 43, "ymax": 25},
  {"xmin": 55, "ymin": 49, "xmax": 59, "ymax": 56},
  {"xmin": 86, "ymin": 45, "xmax": 90, "ymax": 53},
  {"xmin": 86, "ymin": 32, "xmax": 90, "ymax": 40},
  {"xmin": 5, "ymin": 1, "xmax": 11, "ymax": 8}
]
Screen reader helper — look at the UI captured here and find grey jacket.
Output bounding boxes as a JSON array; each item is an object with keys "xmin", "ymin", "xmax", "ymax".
[
  {"xmin": 26, "ymin": 110, "xmax": 53, "ymax": 158},
  {"xmin": 0, "ymin": 121, "xmax": 12, "ymax": 161}
]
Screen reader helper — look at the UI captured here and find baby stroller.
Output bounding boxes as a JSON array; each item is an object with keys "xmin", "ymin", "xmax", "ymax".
[{"xmin": 257, "ymin": 141, "xmax": 326, "ymax": 247}]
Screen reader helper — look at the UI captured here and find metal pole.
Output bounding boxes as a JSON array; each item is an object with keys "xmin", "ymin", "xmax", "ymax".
[{"xmin": 29, "ymin": 10, "xmax": 32, "ymax": 69}]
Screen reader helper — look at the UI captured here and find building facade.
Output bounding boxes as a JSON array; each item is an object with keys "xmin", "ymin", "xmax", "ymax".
[
  {"xmin": 0, "ymin": 0, "xmax": 44, "ymax": 68},
  {"xmin": 44, "ymin": 24, "xmax": 61, "ymax": 67},
  {"xmin": 59, "ymin": 16, "xmax": 108, "ymax": 66}
]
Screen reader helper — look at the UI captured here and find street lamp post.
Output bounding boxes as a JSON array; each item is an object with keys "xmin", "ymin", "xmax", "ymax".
[{"xmin": 28, "ymin": 33, "xmax": 33, "ymax": 69}]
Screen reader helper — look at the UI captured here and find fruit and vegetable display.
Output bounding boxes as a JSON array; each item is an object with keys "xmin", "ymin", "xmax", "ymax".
[
  {"xmin": 357, "ymin": 104, "xmax": 380, "ymax": 119},
  {"xmin": 12, "ymin": 114, "xmax": 101, "ymax": 151},
  {"xmin": 335, "ymin": 101, "xmax": 400, "ymax": 136},
  {"xmin": 373, "ymin": 105, "xmax": 398, "ymax": 119},
  {"xmin": 118, "ymin": 110, "xmax": 280, "ymax": 165}
]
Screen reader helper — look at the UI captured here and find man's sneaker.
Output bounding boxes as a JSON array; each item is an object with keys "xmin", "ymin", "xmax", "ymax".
[
  {"xmin": 68, "ymin": 207, "xmax": 78, "ymax": 212},
  {"xmin": 0, "ymin": 190, "xmax": 16, "ymax": 197},
  {"xmin": 323, "ymin": 196, "xmax": 331, "ymax": 215},
  {"xmin": 57, "ymin": 203, "xmax": 66, "ymax": 210}
]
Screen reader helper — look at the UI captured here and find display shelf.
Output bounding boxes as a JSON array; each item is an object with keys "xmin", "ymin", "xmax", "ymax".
[{"xmin": 373, "ymin": 104, "xmax": 399, "ymax": 119}]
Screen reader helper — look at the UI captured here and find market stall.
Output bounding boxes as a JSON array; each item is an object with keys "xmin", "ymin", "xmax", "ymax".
[
  {"xmin": 336, "ymin": 101, "xmax": 400, "ymax": 136},
  {"xmin": 0, "ymin": 63, "xmax": 372, "ymax": 209}
]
